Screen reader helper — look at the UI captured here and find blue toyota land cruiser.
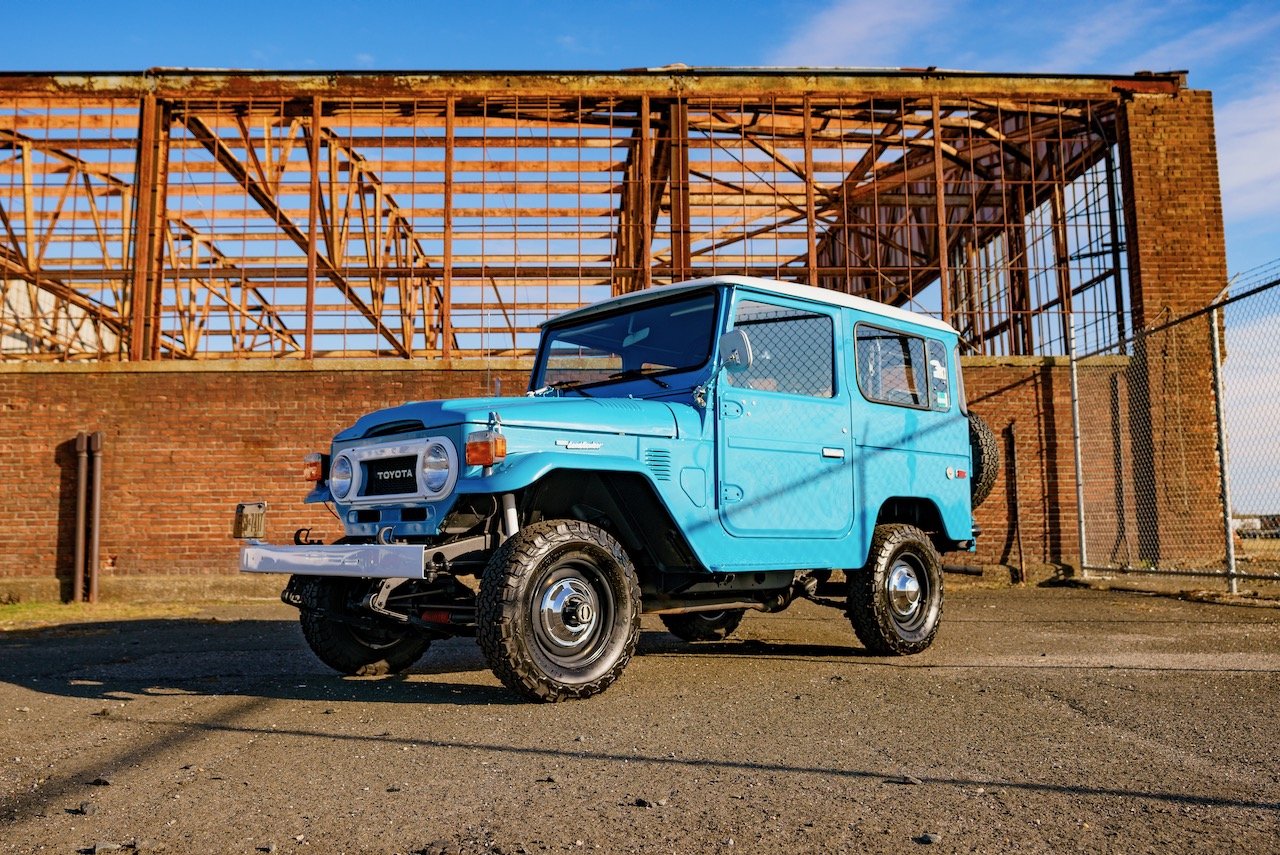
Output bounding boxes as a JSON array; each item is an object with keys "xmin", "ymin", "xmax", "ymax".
[{"xmin": 237, "ymin": 276, "xmax": 997, "ymax": 702}]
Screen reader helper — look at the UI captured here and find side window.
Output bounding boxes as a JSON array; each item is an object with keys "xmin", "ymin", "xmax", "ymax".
[
  {"xmin": 855, "ymin": 324, "xmax": 951, "ymax": 412},
  {"xmin": 726, "ymin": 300, "xmax": 834, "ymax": 398},
  {"xmin": 927, "ymin": 339, "xmax": 950, "ymax": 411}
]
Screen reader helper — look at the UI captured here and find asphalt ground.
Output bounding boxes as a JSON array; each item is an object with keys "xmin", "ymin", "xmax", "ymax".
[{"xmin": 1, "ymin": 586, "xmax": 1277, "ymax": 854}]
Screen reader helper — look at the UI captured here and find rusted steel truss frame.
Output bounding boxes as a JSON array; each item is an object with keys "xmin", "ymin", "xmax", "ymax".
[
  {"xmin": 178, "ymin": 112, "xmax": 411, "ymax": 357},
  {"xmin": 0, "ymin": 72, "xmax": 1150, "ymax": 360},
  {"xmin": 0, "ymin": 127, "xmax": 128, "ymax": 358}
]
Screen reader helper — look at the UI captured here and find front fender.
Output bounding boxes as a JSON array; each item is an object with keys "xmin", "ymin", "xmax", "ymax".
[
  {"xmin": 457, "ymin": 451, "xmax": 655, "ymax": 494},
  {"xmin": 304, "ymin": 484, "xmax": 333, "ymax": 504}
]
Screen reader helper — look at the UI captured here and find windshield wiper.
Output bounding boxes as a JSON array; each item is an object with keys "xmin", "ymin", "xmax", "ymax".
[
  {"xmin": 607, "ymin": 368, "xmax": 671, "ymax": 389},
  {"xmin": 536, "ymin": 379, "xmax": 592, "ymax": 397}
]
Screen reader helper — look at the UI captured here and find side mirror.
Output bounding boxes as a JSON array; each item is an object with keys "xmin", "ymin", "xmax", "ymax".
[{"xmin": 717, "ymin": 329, "xmax": 753, "ymax": 374}]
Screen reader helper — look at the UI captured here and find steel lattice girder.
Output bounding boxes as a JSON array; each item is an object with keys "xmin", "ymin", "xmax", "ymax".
[{"xmin": 0, "ymin": 69, "xmax": 1181, "ymax": 360}]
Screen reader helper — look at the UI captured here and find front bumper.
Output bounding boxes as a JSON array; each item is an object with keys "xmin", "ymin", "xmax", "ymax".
[{"xmin": 240, "ymin": 542, "xmax": 429, "ymax": 579}]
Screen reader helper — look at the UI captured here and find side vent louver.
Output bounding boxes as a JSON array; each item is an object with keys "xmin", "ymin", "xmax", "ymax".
[{"xmin": 644, "ymin": 448, "xmax": 672, "ymax": 481}]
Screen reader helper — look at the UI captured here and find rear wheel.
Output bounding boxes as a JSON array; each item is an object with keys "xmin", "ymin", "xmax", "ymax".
[
  {"xmin": 660, "ymin": 610, "xmax": 745, "ymax": 642},
  {"xmin": 478, "ymin": 520, "xmax": 640, "ymax": 702},
  {"xmin": 293, "ymin": 576, "xmax": 430, "ymax": 676},
  {"xmin": 848, "ymin": 524, "xmax": 943, "ymax": 655}
]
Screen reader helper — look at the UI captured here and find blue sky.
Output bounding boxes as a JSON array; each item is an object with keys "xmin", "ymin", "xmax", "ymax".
[{"xmin": 3, "ymin": 0, "xmax": 1275, "ymax": 273}]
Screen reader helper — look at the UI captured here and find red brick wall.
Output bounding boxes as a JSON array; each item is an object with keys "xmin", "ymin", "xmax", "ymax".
[
  {"xmin": 0, "ymin": 361, "xmax": 528, "ymax": 598},
  {"xmin": 1, "ymin": 356, "xmax": 1081, "ymax": 596},
  {"xmin": 960, "ymin": 358, "xmax": 1077, "ymax": 578},
  {"xmin": 0, "ymin": 352, "xmax": 1228, "ymax": 596}
]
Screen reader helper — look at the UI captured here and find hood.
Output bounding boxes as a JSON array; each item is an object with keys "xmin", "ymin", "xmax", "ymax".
[{"xmin": 337, "ymin": 396, "xmax": 681, "ymax": 441}]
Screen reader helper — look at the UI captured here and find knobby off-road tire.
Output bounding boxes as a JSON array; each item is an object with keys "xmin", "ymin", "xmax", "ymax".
[
  {"xmin": 294, "ymin": 575, "xmax": 431, "ymax": 676},
  {"xmin": 477, "ymin": 520, "xmax": 641, "ymax": 702},
  {"xmin": 660, "ymin": 610, "xmax": 745, "ymax": 642},
  {"xmin": 848, "ymin": 524, "xmax": 943, "ymax": 655},
  {"xmin": 968, "ymin": 411, "xmax": 999, "ymax": 509}
]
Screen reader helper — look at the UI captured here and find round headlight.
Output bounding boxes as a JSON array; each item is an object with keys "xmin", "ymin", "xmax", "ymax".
[
  {"xmin": 421, "ymin": 443, "xmax": 451, "ymax": 494},
  {"xmin": 330, "ymin": 454, "xmax": 354, "ymax": 499}
]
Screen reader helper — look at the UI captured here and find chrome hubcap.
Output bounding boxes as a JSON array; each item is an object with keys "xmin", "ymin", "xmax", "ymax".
[
  {"xmin": 887, "ymin": 560, "xmax": 922, "ymax": 619},
  {"xmin": 537, "ymin": 577, "xmax": 600, "ymax": 649}
]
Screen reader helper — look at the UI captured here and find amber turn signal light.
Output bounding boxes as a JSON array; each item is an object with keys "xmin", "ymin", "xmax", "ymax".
[
  {"xmin": 302, "ymin": 452, "xmax": 326, "ymax": 482},
  {"xmin": 466, "ymin": 430, "xmax": 507, "ymax": 466}
]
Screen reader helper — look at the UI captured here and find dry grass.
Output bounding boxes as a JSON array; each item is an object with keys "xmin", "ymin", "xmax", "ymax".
[{"xmin": 0, "ymin": 601, "xmax": 203, "ymax": 632}]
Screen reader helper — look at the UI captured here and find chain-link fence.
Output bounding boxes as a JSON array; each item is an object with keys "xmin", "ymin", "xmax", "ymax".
[
  {"xmin": 1070, "ymin": 259, "xmax": 1280, "ymax": 591},
  {"xmin": 1219, "ymin": 260, "xmax": 1280, "ymax": 589}
]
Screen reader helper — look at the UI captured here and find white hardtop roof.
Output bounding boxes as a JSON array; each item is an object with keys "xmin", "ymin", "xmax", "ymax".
[{"xmin": 545, "ymin": 275, "xmax": 958, "ymax": 335}]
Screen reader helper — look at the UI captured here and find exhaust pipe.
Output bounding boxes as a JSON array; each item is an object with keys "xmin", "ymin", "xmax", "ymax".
[{"xmin": 646, "ymin": 599, "xmax": 766, "ymax": 616}]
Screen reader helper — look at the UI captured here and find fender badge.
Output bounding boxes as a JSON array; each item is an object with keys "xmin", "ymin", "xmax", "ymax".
[{"xmin": 556, "ymin": 440, "xmax": 603, "ymax": 450}]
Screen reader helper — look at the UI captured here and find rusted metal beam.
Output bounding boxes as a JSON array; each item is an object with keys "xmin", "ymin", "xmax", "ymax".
[
  {"xmin": 611, "ymin": 125, "xmax": 641, "ymax": 295},
  {"xmin": 931, "ymin": 97, "xmax": 952, "ymax": 323},
  {"xmin": 667, "ymin": 101, "xmax": 692, "ymax": 283},
  {"xmin": 164, "ymin": 217, "xmax": 300, "ymax": 357},
  {"xmin": 305, "ymin": 97, "xmax": 321, "ymax": 359},
  {"xmin": 0, "ymin": 250, "xmax": 125, "ymax": 333},
  {"xmin": 127, "ymin": 94, "xmax": 169, "ymax": 361},
  {"xmin": 640, "ymin": 95, "xmax": 654, "ymax": 292},
  {"xmin": 442, "ymin": 95, "xmax": 454, "ymax": 358},
  {"xmin": 803, "ymin": 98, "xmax": 818, "ymax": 286},
  {"xmin": 180, "ymin": 112, "xmax": 410, "ymax": 357},
  {"xmin": 317, "ymin": 126, "xmax": 442, "ymax": 354},
  {"xmin": 0, "ymin": 70, "xmax": 1183, "ymax": 100}
]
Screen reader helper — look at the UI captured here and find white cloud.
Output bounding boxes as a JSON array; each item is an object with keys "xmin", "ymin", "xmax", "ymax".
[
  {"xmin": 766, "ymin": 0, "xmax": 953, "ymax": 67},
  {"xmin": 1215, "ymin": 78, "xmax": 1280, "ymax": 222},
  {"xmin": 1129, "ymin": 4, "xmax": 1280, "ymax": 73},
  {"xmin": 354, "ymin": 52, "xmax": 375, "ymax": 68},
  {"xmin": 1220, "ymin": 308, "xmax": 1280, "ymax": 512},
  {"xmin": 1036, "ymin": 0, "xmax": 1166, "ymax": 72}
]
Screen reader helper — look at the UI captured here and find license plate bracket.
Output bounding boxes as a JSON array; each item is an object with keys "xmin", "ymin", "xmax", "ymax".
[{"xmin": 233, "ymin": 502, "xmax": 267, "ymax": 539}]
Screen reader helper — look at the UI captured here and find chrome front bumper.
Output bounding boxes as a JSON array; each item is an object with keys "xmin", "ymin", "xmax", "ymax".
[{"xmin": 240, "ymin": 542, "xmax": 428, "ymax": 579}]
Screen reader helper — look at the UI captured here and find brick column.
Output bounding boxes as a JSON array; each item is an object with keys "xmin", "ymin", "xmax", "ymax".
[{"xmin": 1119, "ymin": 90, "xmax": 1229, "ymax": 569}]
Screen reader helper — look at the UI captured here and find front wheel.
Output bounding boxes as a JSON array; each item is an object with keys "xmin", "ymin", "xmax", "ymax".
[
  {"xmin": 294, "ymin": 576, "xmax": 431, "ymax": 676},
  {"xmin": 660, "ymin": 610, "xmax": 745, "ymax": 642},
  {"xmin": 848, "ymin": 524, "xmax": 943, "ymax": 655},
  {"xmin": 477, "ymin": 520, "xmax": 641, "ymax": 702}
]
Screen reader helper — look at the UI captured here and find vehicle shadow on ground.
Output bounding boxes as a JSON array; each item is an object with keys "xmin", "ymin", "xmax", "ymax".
[
  {"xmin": 0, "ymin": 618, "xmax": 874, "ymax": 708},
  {"xmin": 637, "ymin": 632, "xmax": 867, "ymax": 661},
  {"xmin": 0, "ymin": 618, "xmax": 519, "ymax": 707},
  {"xmin": 3, "ymin": 619, "xmax": 1279, "ymax": 821}
]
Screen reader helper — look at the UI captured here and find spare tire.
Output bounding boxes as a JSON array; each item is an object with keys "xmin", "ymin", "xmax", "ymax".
[{"xmin": 968, "ymin": 412, "xmax": 999, "ymax": 508}]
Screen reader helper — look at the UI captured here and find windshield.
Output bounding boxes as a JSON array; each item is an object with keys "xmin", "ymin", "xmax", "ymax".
[{"xmin": 533, "ymin": 290, "xmax": 719, "ymax": 392}]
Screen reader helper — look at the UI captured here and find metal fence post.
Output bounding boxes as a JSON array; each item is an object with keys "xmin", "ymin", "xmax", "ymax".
[
  {"xmin": 1209, "ymin": 306, "xmax": 1238, "ymax": 594},
  {"xmin": 1068, "ymin": 318, "xmax": 1089, "ymax": 578}
]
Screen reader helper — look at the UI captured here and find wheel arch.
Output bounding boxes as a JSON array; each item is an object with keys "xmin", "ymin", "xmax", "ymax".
[
  {"xmin": 874, "ymin": 496, "xmax": 955, "ymax": 553},
  {"xmin": 518, "ymin": 468, "xmax": 703, "ymax": 583}
]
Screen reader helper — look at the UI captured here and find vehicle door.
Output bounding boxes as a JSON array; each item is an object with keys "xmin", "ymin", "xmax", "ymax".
[
  {"xmin": 716, "ymin": 294, "xmax": 854, "ymax": 538},
  {"xmin": 851, "ymin": 321, "xmax": 964, "ymax": 506}
]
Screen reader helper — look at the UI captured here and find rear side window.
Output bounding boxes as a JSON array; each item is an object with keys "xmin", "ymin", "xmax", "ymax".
[
  {"xmin": 926, "ymin": 339, "xmax": 950, "ymax": 411},
  {"xmin": 727, "ymin": 300, "xmax": 834, "ymax": 398},
  {"xmin": 855, "ymin": 324, "xmax": 951, "ymax": 411}
]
